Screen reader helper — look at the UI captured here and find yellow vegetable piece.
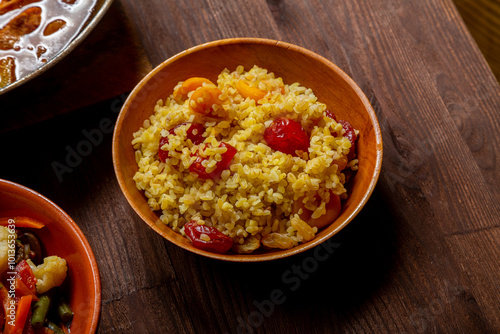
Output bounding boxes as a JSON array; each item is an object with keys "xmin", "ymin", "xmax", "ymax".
[
  {"xmin": 173, "ymin": 77, "xmax": 214, "ymax": 101},
  {"xmin": 189, "ymin": 85, "xmax": 226, "ymax": 118},
  {"xmin": 236, "ymin": 80, "xmax": 267, "ymax": 101}
]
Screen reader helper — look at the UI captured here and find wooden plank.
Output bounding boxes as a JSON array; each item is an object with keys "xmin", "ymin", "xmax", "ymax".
[
  {"xmin": 1, "ymin": 0, "xmax": 499, "ymax": 333},
  {"xmin": 118, "ymin": 0, "xmax": 282, "ymax": 65},
  {"xmin": 453, "ymin": 0, "xmax": 500, "ymax": 81},
  {"xmin": 110, "ymin": 0, "xmax": 500, "ymax": 332},
  {"xmin": 99, "ymin": 281, "xmax": 196, "ymax": 333},
  {"xmin": 444, "ymin": 228, "xmax": 500, "ymax": 331}
]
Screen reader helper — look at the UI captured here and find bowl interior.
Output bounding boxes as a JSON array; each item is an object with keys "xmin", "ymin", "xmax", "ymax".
[
  {"xmin": 113, "ymin": 38, "xmax": 383, "ymax": 261},
  {"xmin": 0, "ymin": 180, "xmax": 101, "ymax": 333}
]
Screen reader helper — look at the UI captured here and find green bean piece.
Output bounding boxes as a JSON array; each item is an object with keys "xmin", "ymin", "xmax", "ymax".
[
  {"xmin": 57, "ymin": 298, "xmax": 74, "ymax": 323},
  {"xmin": 24, "ymin": 232, "xmax": 42, "ymax": 264},
  {"xmin": 46, "ymin": 321, "xmax": 65, "ymax": 334},
  {"xmin": 31, "ymin": 293, "xmax": 53, "ymax": 329}
]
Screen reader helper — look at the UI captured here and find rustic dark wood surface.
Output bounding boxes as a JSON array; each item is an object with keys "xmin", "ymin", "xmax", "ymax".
[
  {"xmin": 454, "ymin": 0, "xmax": 500, "ymax": 81},
  {"xmin": 1, "ymin": 0, "xmax": 499, "ymax": 333}
]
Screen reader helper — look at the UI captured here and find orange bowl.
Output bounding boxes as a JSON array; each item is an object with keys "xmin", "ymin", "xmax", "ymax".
[
  {"xmin": 113, "ymin": 38, "xmax": 383, "ymax": 262},
  {"xmin": 0, "ymin": 179, "xmax": 101, "ymax": 333}
]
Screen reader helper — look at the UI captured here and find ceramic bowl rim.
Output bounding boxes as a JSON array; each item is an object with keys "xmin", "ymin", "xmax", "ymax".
[{"xmin": 0, "ymin": 178, "xmax": 102, "ymax": 332}]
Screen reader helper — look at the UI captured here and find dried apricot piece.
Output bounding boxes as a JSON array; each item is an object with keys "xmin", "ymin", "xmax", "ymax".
[
  {"xmin": 188, "ymin": 85, "xmax": 226, "ymax": 118},
  {"xmin": 292, "ymin": 192, "xmax": 341, "ymax": 229},
  {"xmin": 173, "ymin": 77, "xmax": 214, "ymax": 102},
  {"xmin": 236, "ymin": 80, "xmax": 267, "ymax": 101}
]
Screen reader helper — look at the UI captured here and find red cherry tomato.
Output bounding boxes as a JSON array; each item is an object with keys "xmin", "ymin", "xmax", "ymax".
[
  {"xmin": 263, "ymin": 117, "xmax": 310, "ymax": 156},
  {"xmin": 184, "ymin": 221, "xmax": 233, "ymax": 253},
  {"xmin": 189, "ymin": 142, "xmax": 237, "ymax": 179},
  {"xmin": 158, "ymin": 123, "xmax": 205, "ymax": 162}
]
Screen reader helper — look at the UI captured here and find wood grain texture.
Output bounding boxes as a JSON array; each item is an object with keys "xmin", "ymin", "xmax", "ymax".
[
  {"xmin": 0, "ymin": 0, "xmax": 499, "ymax": 333},
  {"xmin": 453, "ymin": 0, "xmax": 500, "ymax": 81}
]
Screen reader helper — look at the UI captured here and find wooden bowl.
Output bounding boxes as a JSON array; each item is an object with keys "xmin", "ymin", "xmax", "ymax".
[
  {"xmin": 0, "ymin": 179, "xmax": 101, "ymax": 333},
  {"xmin": 113, "ymin": 38, "xmax": 383, "ymax": 262}
]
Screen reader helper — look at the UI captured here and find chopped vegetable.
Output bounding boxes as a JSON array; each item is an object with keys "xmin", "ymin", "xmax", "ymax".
[
  {"xmin": 236, "ymin": 80, "xmax": 267, "ymax": 101},
  {"xmin": 0, "ymin": 283, "xmax": 13, "ymax": 329},
  {"xmin": 0, "ymin": 217, "xmax": 45, "ymax": 229},
  {"xmin": 173, "ymin": 77, "xmax": 214, "ymax": 102},
  {"xmin": 46, "ymin": 321, "xmax": 64, "ymax": 334},
  {"xmin": 0, "ymin": 226, "xmax": 16, "ymax": 275},
  {"xmin": 189, "ymin": 142, "xmax": 237, "ymax": 179},
  {"xmin": 16, "ymin": 260, "xmax": 37, "ymax": 294},
  {"xmin": 184, "ymin": 221, "xmax": 233, "ymax": 253},
  {"xmin": 159, "ymin": 123, "xmax": 205, "ymax": 162},
  {"xmin": 338, "ymin": 119, "xmax": 357, "ymax": 160},
  {"xmin": 56, "ymin": 297, "xmax": 73, "ymax": 323},
  {"xmin": 325, "ymin": 110, "xmax": 357, "ymax": 160},
  {"xmin": 5, "ymin": 295, "xmax": 33, "ymax": 334},
  {"xmin": 188, "ymin": 86, "xmax": 226, "ymax": 118},
  {"xmin": 292, "ymin": 192, "xmax": 342, "ymax": 229},
  {"xmin": 1, "ymin": 219, "xmax": 72, "ymax": 333},
  {"xmin": 31, "ymin": 292, "xmax": 53, "ymax": 329},
  {"xmin": 263, "ymin": 117, "xmax": 310, "ymax": 156},
  {"xmin": 27, "ymin": 256, "xmax": 67, "ymax": 294}
]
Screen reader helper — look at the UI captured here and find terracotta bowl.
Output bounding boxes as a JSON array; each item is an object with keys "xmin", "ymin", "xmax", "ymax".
[
  {"xmin": 0, "ymin": 179, "xmax": 101, "ymax": 333},
  {"xmin": 113, "ymin": 38, "xmax": 383, "ymax": 262}
]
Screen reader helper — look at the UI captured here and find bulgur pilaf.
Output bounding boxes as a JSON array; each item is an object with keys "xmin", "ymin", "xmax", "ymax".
[{"xmin": 132, "ymin": 65, "xmax": 358, "ymax": 254}]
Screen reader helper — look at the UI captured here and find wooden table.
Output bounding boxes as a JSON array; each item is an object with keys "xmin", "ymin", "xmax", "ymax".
[{"xmin": 1, "ymin": 0, "xmax": 499, "ymax": 333}]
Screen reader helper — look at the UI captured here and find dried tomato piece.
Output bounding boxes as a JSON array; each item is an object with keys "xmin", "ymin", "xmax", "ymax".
[
  {"xmin": 263, "ymin": 117, "xmax": 309, "ymax": 156},
  {"xmin": 189, "ymin": 142, "xmax": 237, "ymax": 179},
  {"xmin": 184, "ymin": 221, "xmax": 233, "ymax": 253},
  {"xmin": 338, "ymin": 119, "xmax": 357, "ymax": 160},
  {"xmin": 325, "ymin": 111, "xmax": 357, "ymax": 160},
  {"xmin": 325, "ymin": 109, "xmax": 337, "ymax": 122},
  {"xmin": 185, "ymin": 123, "xmax": 205, "ymax": 145},
  {"xmin": 158, "ymin": 123, "xmax": 205, "ymax": 162},
  {"xmin": 158, "ymin": 135, "xmax": 170, "ymax": 162}
]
